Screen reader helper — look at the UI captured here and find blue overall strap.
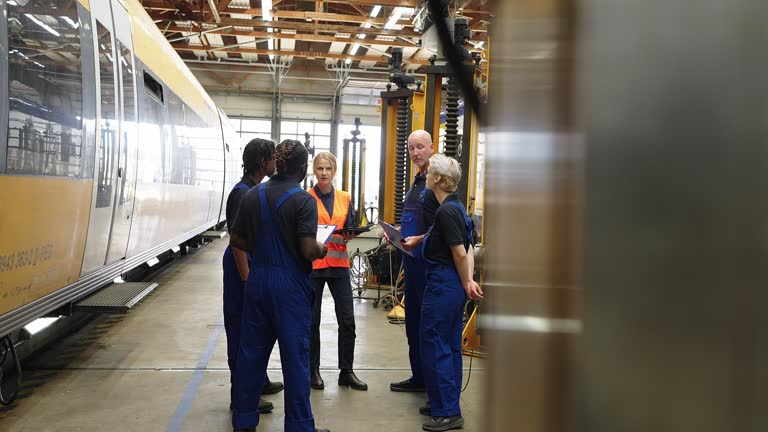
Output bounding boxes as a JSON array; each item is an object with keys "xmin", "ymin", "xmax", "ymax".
[
  {"xmin": 444, "ymin": 201, "xmax": 474, "ymax": 247},
  {"xmin": 422, "ymin": 225, "xmax": 438, "ymax": 265},
  {"xmin": 233, "ymin": 181, "xmax": 250, "ymax": 192},
  {"xmin": 274, "ymin": 186, "xmax": 303, "ymax": 210},
  {"xmin": 254, "ymin": 183, "xmax": 302, "ymax": 260}
]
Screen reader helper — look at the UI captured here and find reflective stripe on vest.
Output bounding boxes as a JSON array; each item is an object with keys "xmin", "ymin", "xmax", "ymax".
[{"xmin": 309, "ymin": 187, "xmax": 351, "ymax": 269}]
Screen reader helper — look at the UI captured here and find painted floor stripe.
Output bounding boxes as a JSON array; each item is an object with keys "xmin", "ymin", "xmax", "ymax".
[{"xmin": 166, "ymin": 319, "xmax": 224, "ymax": 432}]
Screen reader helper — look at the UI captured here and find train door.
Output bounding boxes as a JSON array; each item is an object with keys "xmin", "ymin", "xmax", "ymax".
[
  {"xmin": 81, "ymin": 0, "xmax": 136, "ymax": 273},
  {"xmin": 105, "ymin": 0, "xmax": 138, "ymax": 264}
]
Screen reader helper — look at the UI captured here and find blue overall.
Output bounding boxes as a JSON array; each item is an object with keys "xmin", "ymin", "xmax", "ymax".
[
  {"xmin": 420, "ymin": 200, "xmax": 473, "ymax": 417},
  {"xmin": 222, "ymin": 181, "xmax": 253, "ymax": 408},
  {"xmin": 232, "ymin": 184, "xmax": 315, "ymax": 432},
  {"xmin": 401, "ymin": 186, "xmax": 428, "ymax": 386}
]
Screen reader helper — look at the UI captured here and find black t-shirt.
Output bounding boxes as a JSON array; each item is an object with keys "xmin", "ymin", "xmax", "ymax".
[
  {"xmin": 404, "ymin": 172, "xmax": 439, "ymax": 231},
  {"xmin": 423, "ymin": 194, "xmax": 471, "ymax": 266},
  {"xmin": 225, "ymin": 175, "xmax": 257, "ymax": 233},
  {"xmin": 230, "ymin": 175, "xmax": 318, "ymax": 273}
]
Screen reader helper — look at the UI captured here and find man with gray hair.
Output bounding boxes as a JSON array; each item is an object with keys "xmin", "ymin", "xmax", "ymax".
[{"xmin": 390, "ymin": 130, "xmax": 439, "ymax": 394}]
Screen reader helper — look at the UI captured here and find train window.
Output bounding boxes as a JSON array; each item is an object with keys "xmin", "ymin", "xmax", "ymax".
[
  {"xmin": 0, "ymin": 2, "xmax": 8, "ymax": 173},
  {"xmin": 143, "ymin": 70, "xmax": 164, "ymax": 104},
  {"xmin": 5, "ymin": 0, "xmax": 86, "ymax": 177},
  {"xmin": 168, "ymin": 92, "xmax": 186, "ymax": 185},
  {"xmin": 95, "ymin": 21, "xmax": 116, "ymax": 208},
  {"xmin": 118, "ymin": 42, "xmax": 136, "ymax": 204}
]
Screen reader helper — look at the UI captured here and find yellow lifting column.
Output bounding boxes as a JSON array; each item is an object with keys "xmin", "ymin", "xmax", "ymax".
[{"xmin": 377, "ymin": 48, "xmax": 418, "ymax": 225}]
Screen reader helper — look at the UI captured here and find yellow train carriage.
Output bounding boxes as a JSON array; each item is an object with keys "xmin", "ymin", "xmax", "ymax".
[{"xmin": 0, "ymin": 0, "xmax": 238, "ymax": 337}]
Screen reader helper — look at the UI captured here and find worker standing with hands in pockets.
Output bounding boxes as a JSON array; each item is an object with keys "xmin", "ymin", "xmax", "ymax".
[{"xmin": 221, "ymin": 138, "xmax": 283, "ymax": 415}]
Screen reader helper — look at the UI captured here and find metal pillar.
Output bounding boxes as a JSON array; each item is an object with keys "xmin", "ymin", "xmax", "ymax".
[
  {"xmin": 341, "ymin": 118, "xmax": 366, "ymax": 225},
  {"xmin": 268, "ymin": 56, "xmax": 292, "ymax": 141},
  {"xmin": 330, "ymin": 95, "xmax": 341, "ymax": 156}
]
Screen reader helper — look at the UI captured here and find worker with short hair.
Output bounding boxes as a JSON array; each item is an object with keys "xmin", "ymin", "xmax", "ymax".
[
  {"xmin": 229, "ymin": 140, "xmax": 331, "ymax": 432},
  {"xmin": 390, "ymin": 130, "xmax": 440, "ymax": 393},
  {"xmin": 418, "ymin": 153, "xmax": 483, "ymax": 431}
]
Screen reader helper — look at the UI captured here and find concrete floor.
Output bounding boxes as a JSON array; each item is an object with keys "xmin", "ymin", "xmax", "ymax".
[{"xmin": 0, "ymin": 239, "xmax": 486, "ymax": 432}]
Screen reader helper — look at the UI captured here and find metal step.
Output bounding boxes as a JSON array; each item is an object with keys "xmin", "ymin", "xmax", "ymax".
[
  {"xmin": 73, "ymin": 282, "xmax": 158, "ymax": 314},
  {"xmin": 202, "ymin": 230, "xmax": 227, "ymax": 239}
]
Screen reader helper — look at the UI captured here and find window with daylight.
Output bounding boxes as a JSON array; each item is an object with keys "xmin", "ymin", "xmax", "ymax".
[
  {"xmin": 280, "ymin": 120, "xmax": 332, "ymax": 186},
  {"xmin": 235, "ymin": 118, "xmax": 272, "ymax": 144}
]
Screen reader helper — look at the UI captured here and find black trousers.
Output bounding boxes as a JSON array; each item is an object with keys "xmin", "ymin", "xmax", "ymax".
[{"xmin": 310, "ymin": 271, "xmax": 356, "ymax": 370}]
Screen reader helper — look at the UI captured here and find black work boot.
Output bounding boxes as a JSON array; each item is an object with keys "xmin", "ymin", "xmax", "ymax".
[
  {"xmin": 314, "ymin": 429, "xmax": 331, "ymax": 432},
  {"xmin": 419, "ymin": 400, "xmax": 431, "ymax": 416},
  {"xmin": 230, "ymin": 399, "xmax": 273, "ymax": 413},
  {"xmin": 390, "ymin": 378, "xmax": 426, "ymax": 392},
  {"xmin": 338, "ymin": 369, "xmax": 368, "ymax": 391},
  {"xmin": 258, "ymin": 398, "xmax": 274, "ymax": 413},
  {"xmin": 422, "ymin": 415, "xmax": 464, "ymax": 431},
  {"xmin": 311, "ymin": 367, "xmax": 325, "ymax": 390},
  {"xmin": 262, "ymin": 378, "xmax": 285, "ymax": 395}
]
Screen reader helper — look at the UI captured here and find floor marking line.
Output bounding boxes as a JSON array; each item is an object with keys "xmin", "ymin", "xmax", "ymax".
[{"xmin": 166, "ymin": 318, "xmax": 224, "ymax": 432}]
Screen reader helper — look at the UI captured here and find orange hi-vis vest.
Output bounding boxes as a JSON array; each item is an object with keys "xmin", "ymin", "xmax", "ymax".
[{"xmin": 309, "ymin": 187, "xmax": 351, "ymax": 269}]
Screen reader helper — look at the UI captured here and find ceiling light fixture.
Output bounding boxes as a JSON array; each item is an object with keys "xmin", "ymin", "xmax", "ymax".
[
  {"xmin": 370, "ymin": 5, "xmax": 382, "ymax": 17},
  {"xmin": 62, "ymin": 16, "xmax": 79, "ymax": 29},
  {"xmin": 384, "ymin": 7, "xmax": 404, "ymax": 30},
  {"xmin": 349, "ymin": 43, "xmax": 360, "ymax": 55},
  {"xmin": 262, "ymin": 0, "xmax": 273, "ymax": 21},
  {"xmin": 25, "ymin": 14, "xmax": 61, "ymax": 37}
]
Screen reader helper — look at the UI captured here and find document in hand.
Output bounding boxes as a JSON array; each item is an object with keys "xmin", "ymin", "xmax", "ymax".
[
  {"xmin": 317, "ymin": 224, "xmax": 337, "ymax": 244},
  {"xmin": 377, "ymin": 220, "xmax": 414, "ymax": 257}
]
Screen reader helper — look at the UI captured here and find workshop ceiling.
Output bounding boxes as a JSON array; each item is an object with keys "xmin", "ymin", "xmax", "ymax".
[{"xmin": 143, "ymin": 0, "xmax": 492, "ymax": 86}]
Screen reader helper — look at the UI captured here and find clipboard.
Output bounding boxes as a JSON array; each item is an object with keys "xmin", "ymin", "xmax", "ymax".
[
  {"xmin": 377, "ymin": 220, "xmax": 414, "ymax": 257},
  {"xmin": 333, "ymin": 227, "xmax": 370, "ymax": 236},
  {"xmin": 316, "ymin": 224, "xmax": 337, "ymax": 244}
]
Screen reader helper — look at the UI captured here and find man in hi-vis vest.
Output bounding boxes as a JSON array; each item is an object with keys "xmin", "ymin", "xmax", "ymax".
[{"xmin": 307, "ymin": 152, "xmax": 368, "ymax": 391}]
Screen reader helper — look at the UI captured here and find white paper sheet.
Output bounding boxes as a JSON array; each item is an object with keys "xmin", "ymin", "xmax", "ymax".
[{"xmin": 316, "ymin": 224, "xmax": 337, "ymax": 244}]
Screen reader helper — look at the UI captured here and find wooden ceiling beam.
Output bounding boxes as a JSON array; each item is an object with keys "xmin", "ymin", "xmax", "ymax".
[
  {"xmin": 164, "ymin": 25, "xmax": 420, "ymax": 47},
  {"xmin": 217, "ymin": 0, "xmax": 235, "ymax": 12},
  {"xmin": 150, "ymin": 14, "xmax": 423, "ymax": 37},
  {"xmin": 144, "ymin": 3, "xmax": 413, "ymax": 26},
  {"xmin": 228, "ymin": 9, "xmax": 407, "ymax": 26},
  {"xmin": 172, "ymin": 43, "xmax": 429, "ymax": 65},
  {"xmin": 159, "ymin": 0, "xmax": 200, "ymax": 21},
  {"xmin": 348, "ymin": 4, "xmax": 368, "ymax": 17},
  {"xmin": 313, "ymin": 0, "xmax": 417, "ymax": 6}
]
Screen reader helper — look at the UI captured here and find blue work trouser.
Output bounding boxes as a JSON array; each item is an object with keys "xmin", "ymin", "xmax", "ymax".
[
  {"xmin": 420, "ymin": 263, "xmax": 465, "ymax": 417},
  {"xmin": 402, "ymin": 249, "xmax": 426, "ymax": 385},
  {"xmin": 232, "ymin": 265, "xmax": 315, "ymax": 431},
  {"xmin": 222, "ymin": 246, "xmax": 272, "ymax": 408}
]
